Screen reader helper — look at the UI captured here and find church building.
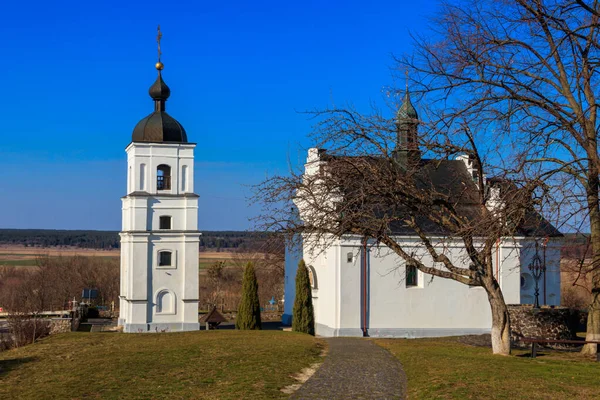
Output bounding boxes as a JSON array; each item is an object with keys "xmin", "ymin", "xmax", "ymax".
[
  {"xmin": 119, "ymin": 44, "xmax": 201, "ymax": 333},
  {"xmin": 283, "ymin": 92, "xmax": 563, "ymax": 338}
]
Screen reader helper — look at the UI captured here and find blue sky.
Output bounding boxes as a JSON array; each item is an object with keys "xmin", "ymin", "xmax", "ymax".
[{"xmin": 0, "ymin": 0, "xmax": 439, "ymax": 231}]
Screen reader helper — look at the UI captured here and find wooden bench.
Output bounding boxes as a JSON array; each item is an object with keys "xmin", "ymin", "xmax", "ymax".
[{"xmin": 521, "ymin": 338, "xmax": 600, "ymax": 361}]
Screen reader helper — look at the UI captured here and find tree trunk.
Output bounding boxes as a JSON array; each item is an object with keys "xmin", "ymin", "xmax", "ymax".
[
  {"xmin": 32, "ymin": 316, "xmax": 37, "ymax": 345},
  {"xmin": 583, "ymin": 171, "xmax": 600, "ymax": 355},
  {"xmin": 582, "ymin": 292, "xmax": 600, "ymax": 355},
  {"xmin": 487, "ymin": 283, "xmax": 511, "ymax": 355}
]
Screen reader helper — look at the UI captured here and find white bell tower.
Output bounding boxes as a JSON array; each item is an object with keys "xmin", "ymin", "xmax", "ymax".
[{"xmin": 119, "ymin": 31, "xmax": 200, "ymax": 332}]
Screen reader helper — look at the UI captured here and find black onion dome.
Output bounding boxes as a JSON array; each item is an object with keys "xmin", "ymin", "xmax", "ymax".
[
  {"xmin": 132, "ymin": 111, "xmax": 187, "ymax": 142},
  {"xmin": 149, "ymin": 72, "xmax": 171, "ymax": 100},
  {"xmin": 131, "ymin": 69, "xmax": 187, "ymax": 143}
]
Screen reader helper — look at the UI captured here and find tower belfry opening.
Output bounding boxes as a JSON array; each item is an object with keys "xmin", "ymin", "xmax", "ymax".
[
  {"xmin": 119, "ymin": 26, "xmax": 200, "ymax": 333},
  {"xmin": 157, "ymin": 164, "xmax": 171, "ymax": 190}
]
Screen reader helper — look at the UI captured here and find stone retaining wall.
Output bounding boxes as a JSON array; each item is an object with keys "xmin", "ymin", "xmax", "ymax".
[
  {"xmin": 49, "ymin": 318, "xmax": 72, "ymax": 335},
  {"xmin": 49, "ymin": 311, "xmax": 81, "ymax": 334},
  {"xmin": 508, "ymin": 305, "xmax": 586, "ymax": 347}
]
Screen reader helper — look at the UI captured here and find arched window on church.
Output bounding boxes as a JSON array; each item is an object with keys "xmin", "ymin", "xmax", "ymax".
[
  {"xmin": 157, "ymin": 164, "xmax": 171, "ymax": 190},
  {"xmin": 158, "ymin": 250, "xmax": 172, "ymax": 267},
  {"xmin": 307, "ymin": 265, "xmax": 318, "ymax": 290},
  {"xmin": 406, "ymin": 263, "xmax": 418, "ymax": 287},
  {"xmin": 156, "ymin": 290, "xmax": 175, "ymax": 314}
]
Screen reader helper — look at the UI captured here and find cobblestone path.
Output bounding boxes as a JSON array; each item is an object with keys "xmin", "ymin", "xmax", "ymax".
[{"xmin": 290, "ymin": 337, "xmax": 407, "ymax": 400}]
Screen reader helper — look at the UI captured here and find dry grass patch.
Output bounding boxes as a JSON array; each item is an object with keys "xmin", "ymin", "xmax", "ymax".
[
  {"xmin": 377, "ymin": 337, "xmax": 600, "ymax": 400},
  {"xmin": 0, "ymin": 330, "xmax": 322, "ymax": 400}
]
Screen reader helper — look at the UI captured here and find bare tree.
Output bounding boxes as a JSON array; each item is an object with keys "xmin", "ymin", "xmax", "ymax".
[
  {"xmin": 2, "ymin": 276, "xmax": 51, "ymax": 348},
  {"xmin": 206, "ymin": 260, "xmax": 226, "ymax": 307},
  {"xmin": 254, "ymin": 99, "xmax": 551, "ymax": 354},
  {"xmin": 397, "ymin": 0, "xmax": 600, "ymax": 354},
  {"xmin": 1, "ymin": 256, "xmax": 119, "ymax": 315}
]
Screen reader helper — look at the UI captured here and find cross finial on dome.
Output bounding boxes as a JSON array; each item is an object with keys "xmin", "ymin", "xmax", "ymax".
[
  {"xmin": 156, "ymin": 25, "xmax": 164, "ymax": 70},
  {"xmin": 131, "ymin": 26, "xmax": 187, "ymax": 143},
  {"xmin": 149, "ymin": 25, "xmax": 170, "ymax": 101}
]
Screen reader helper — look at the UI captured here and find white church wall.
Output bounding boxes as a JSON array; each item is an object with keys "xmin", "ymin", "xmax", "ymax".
[
  {"xmin": 302, "ymin": 239, "xmax": 342, "ymax": 337},
  {"xmin": 497, "ymin": 240, "xmax": 522, "ymax": 305},
  {"xmin": 338, "ymin": 244, "xmax": 363, "ymax": 336},
  {"xmin": 362, "ymin": 240, "xmax": 492, "ymax": 337},
  {"xmin": 300, "ymin": 235, "xmax": 562, "ymax": 337},
  {"xmin": 295, "ymin": 234, "xmax": 562, "ymax": 338}
]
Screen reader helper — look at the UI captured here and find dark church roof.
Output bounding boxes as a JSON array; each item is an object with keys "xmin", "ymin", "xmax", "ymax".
[
  {"xmin": 321, "ymin": 90, "xmax": 561, "ymax": 239},
  {"xmin": 131, "ymin": 64, "xmax": 188, "ymax": 143},
  {"xmin": 319, "ymin": 154, "xmax": 561, "ymax": 238}
]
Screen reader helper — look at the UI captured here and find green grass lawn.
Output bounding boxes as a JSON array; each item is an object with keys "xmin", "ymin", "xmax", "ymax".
[
  {"xmin": 0, "ymin": 331, "xmax": 322, "ymax": 400},
  {"xmin": 377, "ymin": 337, "xmax": 600, "ymax": 400}
]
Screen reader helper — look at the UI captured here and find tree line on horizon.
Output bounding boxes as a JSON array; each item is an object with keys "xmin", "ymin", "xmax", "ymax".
[{"xmin": 0, "ymin": 229, "xmax": 277, "ymax": 251}]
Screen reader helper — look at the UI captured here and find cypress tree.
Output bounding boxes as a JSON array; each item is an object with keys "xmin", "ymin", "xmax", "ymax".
[
  {"xmin": 235, "ymin": 262, "xmax": 262, "ymax": 330},
  {"xmin": 292, "ymin": 259, "xmax": 315, "ymax": 335}
]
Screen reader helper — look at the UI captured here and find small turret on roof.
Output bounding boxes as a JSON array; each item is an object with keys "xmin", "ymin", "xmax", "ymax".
[{"xmin": 393, "ymin": 77, "xmax": 420, "ymax": 168}]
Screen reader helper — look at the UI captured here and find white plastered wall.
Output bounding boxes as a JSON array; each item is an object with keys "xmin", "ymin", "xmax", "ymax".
[
  {"xmin": 301, "ymin": 234, "xmax": 561, "ymax": 338},
  {"xmin": 119, "ymin": 142, "xmax": 200, "ymax": 333}
]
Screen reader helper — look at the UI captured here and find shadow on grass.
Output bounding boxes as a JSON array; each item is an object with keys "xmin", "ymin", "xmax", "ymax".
[
  {"xmin": 0, "ymin": 356, "xmax": 37, "ymax": 377},
  {"xmin": 516, "ymin": 352, "xmax": 547, "ymax": 358},
  {"xmin": 77, "ymin": 324, "xmax": 93, "ymax": 332},
  {"xmin": 202, "ymin": 321, "xmax": 283, "ymax": 331}
]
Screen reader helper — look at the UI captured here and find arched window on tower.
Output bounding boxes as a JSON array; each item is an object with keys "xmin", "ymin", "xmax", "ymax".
[
  {"xmin": 181, "ymin": 165, "xmax": 188, "ymax": 192},
  {"xmin": 157, "ymin": 164, "xmax": 171, "ymax": 190},
  {"xmin": 140, "ymin": 164, "xmax": 146, "ymax": 191},
  {"xmin": 156, "ymin": 289, "xmax": 175, "ymax": 314}
]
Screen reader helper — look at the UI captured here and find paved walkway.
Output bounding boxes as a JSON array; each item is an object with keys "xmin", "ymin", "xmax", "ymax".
[{"xmin": 290, "ymin": 338, "xmax": 407, "ymax": 400}]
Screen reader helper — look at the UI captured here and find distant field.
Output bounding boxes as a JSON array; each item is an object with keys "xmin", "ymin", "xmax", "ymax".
[
  {"xmin": 0, "ymin": 259, "xmax": 43, "ymax": 266},
  {"xmin": 0, "ymin": 246, "xmax": 261, "ymax": 268}
]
